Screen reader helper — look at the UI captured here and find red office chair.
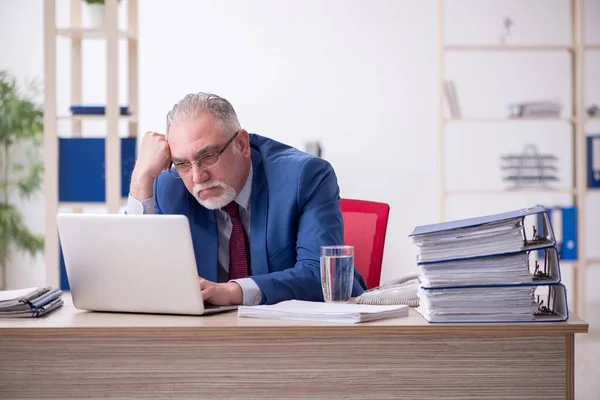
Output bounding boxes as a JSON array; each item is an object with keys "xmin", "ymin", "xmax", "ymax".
[{"xmin": 340, "ymin": 198, "xmax": 390, "ymax": 289}]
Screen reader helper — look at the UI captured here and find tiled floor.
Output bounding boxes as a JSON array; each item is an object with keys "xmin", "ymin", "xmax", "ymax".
[{"xmin": 574, "ymin": 303, "xmax": 600, "ymax": 400}]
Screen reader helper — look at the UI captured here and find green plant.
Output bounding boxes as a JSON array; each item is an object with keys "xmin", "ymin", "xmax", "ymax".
[{"xmin": 0, "ymin": 70, "xmax": 44, "ymax": 290}]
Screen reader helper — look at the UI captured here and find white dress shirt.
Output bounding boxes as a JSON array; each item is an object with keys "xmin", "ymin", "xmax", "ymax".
[{"xmin": 126, "ymin": 165, "xmax": 263, "ymax": 306}]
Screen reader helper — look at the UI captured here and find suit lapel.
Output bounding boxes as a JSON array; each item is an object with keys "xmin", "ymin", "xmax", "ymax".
[
  {"xmin": 250, "ymin": 148, "xmax": 269, "ymax": 276},
  {"xmin": 186, "ymin": 193, "xmax": 219, "ymax": 282}
]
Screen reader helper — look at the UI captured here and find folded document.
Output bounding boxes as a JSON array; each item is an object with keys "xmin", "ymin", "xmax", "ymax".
[
  {"xmin": 0, "ymin": 286, "xmax": 64, "ymax": 318},
  {"xmin": 238, "ymin": 300, "xmax": 409, "ymax": 323}
]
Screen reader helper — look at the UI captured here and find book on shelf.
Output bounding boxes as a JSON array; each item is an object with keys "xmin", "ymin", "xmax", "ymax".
[
  {"xmin": 444, "ymin": 80, "xmax": 461, "ymax": 119},
  {"xmin": 537, "ymin": 206, "xmax": 577, "ymax": 261},
  {"xmin": 507, "ymin": 100, "xmax": 562, "ymax": 118},
  {"xmin": 588, "ymin": 134, "xmax": 600, "ymax": 188},
  {"xmin": 69, "ymin": 105, "xmax": 130, "ymax": 116}
]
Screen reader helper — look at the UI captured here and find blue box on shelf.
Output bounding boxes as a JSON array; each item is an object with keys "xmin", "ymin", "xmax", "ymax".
[
  {"xmin": 536, "ymin": 205, "xmax": 577, "ymax": 261},
  {"xmin": 58, "ymin": 137, "xmax": 137, "ymax": 202},
  {"xmin": 58, "ymin": 136, "xmax": 137, "ymax": 290},
  {"xmin": 588, "ymin": 134, "xmax": 600, "ymax": 188},
  {"xmin": 69, "ymin": 105, "xmax": 130, "ymax": 115}
]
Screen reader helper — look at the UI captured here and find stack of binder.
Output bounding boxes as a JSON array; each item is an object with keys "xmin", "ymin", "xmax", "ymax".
[
  {"xmin": 410, "ymin": 205, "xmax": 568, "ymax": 323},
  {"xmin": 0, "ymin": 286, "xmax": 64, "ymax": 318}
]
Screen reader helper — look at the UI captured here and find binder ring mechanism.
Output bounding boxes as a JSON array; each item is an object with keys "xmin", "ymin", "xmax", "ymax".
[
  {"xmin": 535, "ymin": 287, "xmax": 557, "ymax": 317},
  {"xmin": 532, "ymin": 247, "xmax": 552, "ymax": 281},
  {"xmin": 522, "ymin": 212, "xmax": 553, "ymax": 247}
]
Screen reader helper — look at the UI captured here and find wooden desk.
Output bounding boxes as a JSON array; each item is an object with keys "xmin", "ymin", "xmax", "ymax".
[{"xmin": 0, "ymin": 294, "xmax": 588, "ymax": 399}]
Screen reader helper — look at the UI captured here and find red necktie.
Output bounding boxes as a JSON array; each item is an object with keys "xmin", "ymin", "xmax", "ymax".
[{"xmin": 224, "ymin": 202, "xmax": 250, "ymax": 280}]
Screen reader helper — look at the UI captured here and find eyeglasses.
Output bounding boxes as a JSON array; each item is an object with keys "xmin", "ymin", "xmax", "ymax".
[{"xmin": 169, "ymin": 130, "xmax": 239, "ymax": 178}]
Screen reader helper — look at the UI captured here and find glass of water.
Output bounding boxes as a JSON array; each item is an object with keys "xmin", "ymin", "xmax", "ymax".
[{"xmin": 320, "ymin": 245, "xmax": 354, "ymax": 303}]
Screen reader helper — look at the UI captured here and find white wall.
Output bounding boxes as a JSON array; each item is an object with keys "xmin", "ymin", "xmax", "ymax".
[
  {"xmin": 137, "ymin": 0, "xmax": 439, "ymax": 285},
  {"xmin": 1, "ymin": 0, "xmax": 599, "ymax": 300}
]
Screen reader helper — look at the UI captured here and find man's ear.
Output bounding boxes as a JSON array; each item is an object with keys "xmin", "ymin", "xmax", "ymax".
[{"xmin": 237, "ymin": 129, "xmax": 251, "ymax": 158}]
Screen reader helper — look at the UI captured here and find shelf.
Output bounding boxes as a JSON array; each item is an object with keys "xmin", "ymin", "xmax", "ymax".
[
  {"xmin": 444, "ymin": 189, "xmax": 600, "ymax": 198},
  {"xmin": 444, "ymin": 117, "xmax": 573, "ymax": 123},
  {"xmin": 444, "ymin": 44, "xmax": 572, "ymax": 52},
  {"xmin": 444, "ymin": 188, "xmax": 576, "ymax": 196},
  {"xmin": 59, "ymin": 202, "xmax": 102, "ymax": 208},
  {"xmin": 56, "ymin": 28, "xmax": 136, "ymax": 40},
  {"xmin": 59, "ymin": 199, "xmax": 128, "ymax": 209},
  {"xmin": 44, "ymin": 0, "xmax": 139, "ymax": 292},
  {"xmin": 444, "ymin": 44, "xmax": 600, "ymax": 52},
  {"xmin": 438, "ymin": 0, "xmax": 591, "ymax": 324},
  {"xmin": 57, "ymin": 114, "xmax": 138, "ymax": 122}
]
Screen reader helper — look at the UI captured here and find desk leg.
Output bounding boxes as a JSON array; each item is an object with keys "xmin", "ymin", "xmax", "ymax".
[{"xmin": 566, "ymin": 333, "xmax": 574, "ymax": 400}]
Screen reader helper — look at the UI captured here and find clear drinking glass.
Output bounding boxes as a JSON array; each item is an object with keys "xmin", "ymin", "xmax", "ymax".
[{"xmin": 320, "ymin": 245, "xmax": 354, "ymax": 303}]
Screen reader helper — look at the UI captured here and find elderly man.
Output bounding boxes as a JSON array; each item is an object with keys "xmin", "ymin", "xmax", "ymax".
[{"xmin": 127, "ymin": 92, "xmax": 367, "ymax": 306}]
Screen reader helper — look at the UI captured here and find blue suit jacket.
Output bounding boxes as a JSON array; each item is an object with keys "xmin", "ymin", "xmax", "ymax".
[{"xmin": 151, "ymin": 133, "xmax": 367, "ymax": 304}]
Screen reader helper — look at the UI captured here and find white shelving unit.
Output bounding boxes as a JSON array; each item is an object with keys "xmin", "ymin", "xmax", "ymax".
[
  {"xmin": 438, "ymin": 0, "xmax": 597, "ymax": 319},
  {"xmin": 43, "ymin": 0, "xmax": 138, "ymax": 289}
]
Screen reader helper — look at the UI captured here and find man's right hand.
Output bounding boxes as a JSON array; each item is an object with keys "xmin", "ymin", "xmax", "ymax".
[{"xmin": 130, "ymin": 131, "xmax": 171, "ymax": 200}]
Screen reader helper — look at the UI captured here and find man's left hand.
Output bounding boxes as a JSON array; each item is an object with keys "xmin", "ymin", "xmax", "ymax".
[{"xmin": 199, "ymin": 278, "xmax": 243, "ymax": 306}]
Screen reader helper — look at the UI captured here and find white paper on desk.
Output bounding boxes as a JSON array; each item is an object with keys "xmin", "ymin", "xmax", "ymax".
[{"xmin": 238, "ymin": 300, "xmax": 409, "ymax": 323}]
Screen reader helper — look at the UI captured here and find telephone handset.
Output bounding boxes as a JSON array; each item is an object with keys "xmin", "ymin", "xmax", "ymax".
[{"xmin": 356, "ymin": 274, "xmax": 420, "ymax": 307}]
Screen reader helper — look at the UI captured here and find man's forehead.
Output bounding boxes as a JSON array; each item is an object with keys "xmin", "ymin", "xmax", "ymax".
[
  {"xmin": 169, "ymin": 117, "xmax": 222, "ymax": 153},
  {"xmin": 168, "ymin": 114, "xmax": 218, "ymax": 139},
  {"xmin": 170, "ymin": 133, "xmax": 222, "ymax": 161}
]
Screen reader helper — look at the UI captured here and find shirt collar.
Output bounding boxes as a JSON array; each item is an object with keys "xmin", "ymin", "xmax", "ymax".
[{"xmin": 234, "ymin": 163, "xmax": 253, "ymax": 212}]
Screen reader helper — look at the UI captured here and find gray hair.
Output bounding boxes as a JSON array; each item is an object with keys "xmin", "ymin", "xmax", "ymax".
[{"xmin": 165, "ymin": 92, "xmax": 241, "ymax": 137}]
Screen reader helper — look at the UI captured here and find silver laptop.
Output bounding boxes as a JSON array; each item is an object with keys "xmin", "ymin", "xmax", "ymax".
[{"xmin": 56, "ymin": 213, "xmax": 237, "ymax": 315}]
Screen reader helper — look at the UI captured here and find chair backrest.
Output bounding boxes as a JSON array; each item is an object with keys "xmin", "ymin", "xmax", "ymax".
[{"xmin": 340, "ymin": 198, "xmax": 390, "ymax": 289}]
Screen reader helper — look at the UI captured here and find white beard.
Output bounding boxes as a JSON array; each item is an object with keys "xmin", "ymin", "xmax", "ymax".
[{"xmin": 193, "ymin": 181, "xmax": 237, "ymax": 210}]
